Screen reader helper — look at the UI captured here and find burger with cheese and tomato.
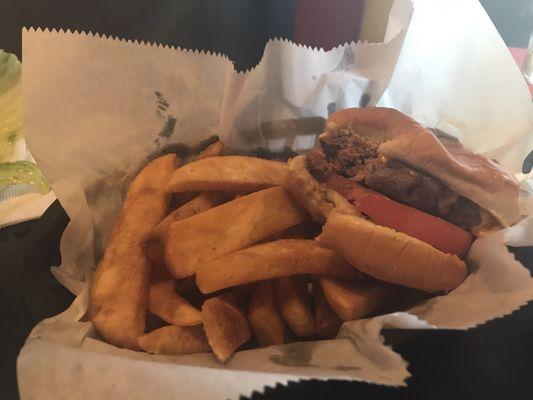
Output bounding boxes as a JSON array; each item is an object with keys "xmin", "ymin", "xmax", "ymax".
[{"xmin": 285, "ymin": 107, "xmax": 521, "ymax": 293}]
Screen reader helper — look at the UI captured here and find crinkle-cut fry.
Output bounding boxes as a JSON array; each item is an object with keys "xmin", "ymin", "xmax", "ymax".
[
  {"xmin": 313, "ymin": 277, "xmax": 341, "ymax": 337},
  {"xmin": 320, "ymin": 276, "xmax": 403, "ymax": 321},
  {"xmin": 248, "ymin": 281, "xmax": 285, "ymax": 346},
  {"xmin": 202, "ymin": 292, "xmax": 251, "ymax": 363},
  {"xmin": 138, "ymin": 325, "xmax": 210, "ymax": 355},
  {"xmin": 196, "ymin": 239, "xmax": 361, "ymax": 294},
  {"xmin": 89, "ymin": 154, "xmax": 178, "ymax": 349},
  {"xmin": 274, "ymin": 276, "xmax": 315, "ymax": 337},
  {"xmin": 164, "ymin": 187, "xmax": 308, "ymax": 279},
  {"xmin": 166, "ymin": 156, "xmax": 289, "ymax": 194},
  {"xmin": 197, "ymin": 140, "xmax": 224, "ymax": 159}
]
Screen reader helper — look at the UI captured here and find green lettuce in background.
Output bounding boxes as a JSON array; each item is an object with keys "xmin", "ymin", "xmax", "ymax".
[{"xmin": 0, "ymin": 50, "xmax": 50, "ymax": 194}]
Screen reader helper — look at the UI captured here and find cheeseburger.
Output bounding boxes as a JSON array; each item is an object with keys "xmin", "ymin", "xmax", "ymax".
[{"xmin": 285, "ymin": 107, "xmax": 521, "ymax": 293}]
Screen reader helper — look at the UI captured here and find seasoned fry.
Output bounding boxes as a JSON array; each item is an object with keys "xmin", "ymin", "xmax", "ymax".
[
  {"xmin": 320, "ymin": 276, "xmax": 402, "ymax": 321},
  {"xmin": 155, "ymin": 191, "xmax": 227, "ymax": 237},
  {"xmin": 313, "ymin": 277, "xmax": 341, "ymax": 337},
  {"xmin": 164, "ymin": 187, "xmax": 308, "ymax": 278},
  {"xmin": 145, "ymin": 192, "xmax": 214, "ymax": 326},
  {"xmin": 202, "ymin": 292, "xmax": 251, "ymax": 363},
  {"xmin": 274, "ymin": 276, "xmax": 315, "ymax": 337},
  {"xmin": 138, "ymin": 325, "xmax": 210, "ymax": 355},
  {"xmin": 166, "ymin": 156, "xmax": 289, "ymax": 194},
  {"xmin": 145, "ymin": 191, "xmax": 227, "ymax": 266},
  {"xmin": 89, "ymin": 154, "xmax": 178, "ymax": 349},
  {"xmin": 197, "ymin": 140, "xmax": 224, "ymax": 159},
  {"xmin": 196, "ymin": 239, "xmax": 361, "ymax": 294},
  {"xmin": 248, "ymin": 281, "xmax": 285, "ymax": 346},
  {"xmin": 148, "ymin": 279, "xmax": 202, "ymax": 326}
]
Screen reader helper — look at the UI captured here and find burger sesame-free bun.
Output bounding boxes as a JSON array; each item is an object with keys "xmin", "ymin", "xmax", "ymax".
[
  {"xmin": 326, "ymin": 107, "xmax": 521, "ymax": 227},
  {"xmin": 316, "ymin": 212, "xmax": 467, "ymax": 293}
]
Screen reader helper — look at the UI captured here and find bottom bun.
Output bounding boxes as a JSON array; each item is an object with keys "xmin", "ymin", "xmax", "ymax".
[{"xmin": 316, "ymin": 213, "xmax": 467, "ymax": 293}]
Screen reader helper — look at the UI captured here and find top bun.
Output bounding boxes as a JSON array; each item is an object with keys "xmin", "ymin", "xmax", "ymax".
[{"xmin": 326, "ymin": 107, "xmax": 521, "ymax": 226}]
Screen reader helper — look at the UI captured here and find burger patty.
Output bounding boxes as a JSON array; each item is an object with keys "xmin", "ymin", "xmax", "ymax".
[{"xmin": 306, "ymin": 129, "xmax": 482, "ymax": 232}]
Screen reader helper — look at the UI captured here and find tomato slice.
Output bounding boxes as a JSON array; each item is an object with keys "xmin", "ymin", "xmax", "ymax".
[{"xmin": 326, "ymin": 175, "xmax": 473, "ymax": 259}]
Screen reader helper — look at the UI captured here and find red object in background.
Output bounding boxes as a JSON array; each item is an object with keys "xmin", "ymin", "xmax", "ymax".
[{"xmin": 294, "ymin": 0, "xmax": 364, "ymax": 50}]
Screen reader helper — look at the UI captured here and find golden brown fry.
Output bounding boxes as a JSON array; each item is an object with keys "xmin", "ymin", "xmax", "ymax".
[
  {"xmin": 197, "ymin": 140, "xmax": 224, "ymax": 159},
  {"xmin": 166, "ymin": 156, "xmax": 289, "ymax": 194},
  {"xmin": 155, "ymin": 191, "xmax": 227, "ymax": 237},
  {"xmin": 148, "ymin": 280, "xmax": 202, "ymax": 326},
  {"xmin": 144, "ymin": 191, "xmax": 227, "ymax": 267},
  {"xmin": 138, "ymin": 325, "xmax": 210, "ymax": 355},
  {"xmin": 320, "ymin": 276, "xmax": 402, "ymax": 321},
  {"xmin": 202, "ymin": 292, "xmax": 251, "ymax": 363},
  {"xmin": 145, "ymin": 191, "xmax": 216, "ymax": 326},
  {"xmin": 313, "ymin": 277, "xmax": 341, "ymax": 337},
  {"xmin": 248, "ymin": 281, "xmax": 285, "ymax": 346},
  {"xmin": 89, "ymin": 154, "xmax": 178, "ymax": 349},
  {"xmin": 196, "ymin": 239, "xmax": 361, "ymax": 294},
  {"xmin": 274, "ymin": 276, "xmax": 315, "ymax": 337},
  {"xmin": 164, "ymin": 187, "xmax": 308, "ymax": 278},
  {"xmin": 316, "ymin": 212, "xmax": 466, "ymax": 293}
]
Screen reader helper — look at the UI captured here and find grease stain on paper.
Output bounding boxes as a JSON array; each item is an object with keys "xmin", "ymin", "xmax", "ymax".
[
  {"xmin": 269, "ymin": 342, "xmax": 361, "ymax": 373},
  {"xmin": 269, "ymin": 343, "xmax": 317, "ymax": 367}
]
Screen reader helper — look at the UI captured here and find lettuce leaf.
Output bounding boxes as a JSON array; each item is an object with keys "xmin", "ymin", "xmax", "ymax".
[
  {"xmin": 0, "ymin": 161, "xmax": 51, "ymax": 194},
  {"xmin": 0, "ymin": 50, "xmax": 23, "ymax": 161}
]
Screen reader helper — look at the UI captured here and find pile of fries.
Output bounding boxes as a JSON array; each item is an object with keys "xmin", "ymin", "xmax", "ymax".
[{"xmin": 89, "ymin": 140, "xmax": 416, "ymax": 362}]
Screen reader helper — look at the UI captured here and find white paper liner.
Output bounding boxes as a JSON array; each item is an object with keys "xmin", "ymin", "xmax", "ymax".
[{"xmin": 17, "ymin": 0, "xmax": 533, "ymax": 398}]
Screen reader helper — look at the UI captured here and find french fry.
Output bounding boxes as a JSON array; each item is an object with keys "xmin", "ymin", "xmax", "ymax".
[
  {"xmin": 166, "ymin": 156, "xmax": 289, "ymax": 194},
  {"xmin": 196, "ymin": 239, "xmax": 361, "ymax": 294},
  {"xmin": 164, "ymin": 187, "xmax": 308, "ymax": 278},
  {"xmin": 202, "ymin": 292, "xmax": 251, "ymax": 363},
  {"xmin": 143, "ymin": 234, "xmax": 165, "ymax": 266},
  {"xmin": 155, "ymin": 191, "xmax": 227, "ymax": 237},
  {"xmin": 148, "ymin": 279, "xmax": 202, "ymax": 326},
  {"xmin": 144, "ymin": 191, "xmax": 227, "ymax": 267},
  {"xmin": 320, "ymin": 276, "xmax": 402, "ymax": 321},
  {"xmin": 274, "ymin": 276, "xmax": 315, "ymax": 337},
  {"xmin": 138, "ymin": 325, "xmax": 210, "ymax": 355},
  {"xmin": 313, "ymin": 277, "xmax": 342, "ymax": 337},
  {"xmin": 89, "ymin": 154, "xmax": 178, "ymax": 349},
  {"xmin": 248, "ymin": 281, "xmax": 285, "ymax": 346},
  {"xmin": 145, "ymin": 190, "xmax": 224, "ymax": 325},
  {"xmin": 197, "ymin": 140, "xmax": 224, "ymax": 159}
]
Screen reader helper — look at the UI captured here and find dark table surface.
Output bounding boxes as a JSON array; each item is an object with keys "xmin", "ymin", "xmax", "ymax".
[{"xmin": 1, "ymin": 1, "xmax": 532, "ymax": 399}]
